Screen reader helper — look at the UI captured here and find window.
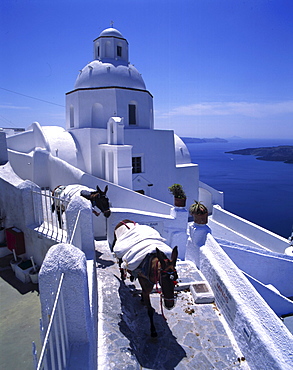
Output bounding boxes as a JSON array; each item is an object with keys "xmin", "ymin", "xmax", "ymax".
[
  {"xmin": 70, "ymin": 105, "xmax": 74, "ymax": 128},
  {"xmin": 117, "ymin": 45, "xmax": 122, "ymax": 57},
  {"xmin": 97, "ymin": 46, "xmax": 100, "ymax": 57},
  {"xmin": 129, "ymin": 104, "xmax": 136, "ymax": 125},
  {"xmin": 132, "ymin": 157, "xmax": 142, "ymax": 173}
]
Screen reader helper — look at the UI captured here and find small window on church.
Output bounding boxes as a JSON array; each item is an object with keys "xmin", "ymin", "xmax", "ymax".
[
  {"xmin": 117, "ymin": 45, "xmax": 122, "ymax": 57},
  {"xmin": 70, "ymin": 105, "xmax": 74, "ymax": 128},
  {"xmin": 129, "ymin": 104, "xmax": 136, "ymax": 125},
  {"xmin": 97, "ymin": 46, "xmax": 100, "ymax": 57},
  {"xmin": 132, "ymin": 157, "xmax": 142, "ymax": 173}
]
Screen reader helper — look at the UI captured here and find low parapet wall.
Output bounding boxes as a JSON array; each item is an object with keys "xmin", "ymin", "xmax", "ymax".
[
  {"xmin": 199, "ymin": 181, "xmax": 224, "ymax": 212},
  {"xmin": 39, "ymin": 243, "xmax": 97, "ymax": 369},
  {"xmin": 200, "ymin": 234, "xmax": 293, "ymax": 370},
  {"xmin": 212, "ymin": 205, "xmax": 288, "ymax": 253}
]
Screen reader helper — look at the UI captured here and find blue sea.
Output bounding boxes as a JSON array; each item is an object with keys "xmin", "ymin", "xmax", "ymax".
[{"xmin": 183, "ymin": 138, "xmax": 293, "ymax": 239}]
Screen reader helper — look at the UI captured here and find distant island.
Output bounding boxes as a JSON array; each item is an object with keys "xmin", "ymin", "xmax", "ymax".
[
  {"xmin": 181, "ymin": 137, "xmax": 228, "ymax": 143},
  {"xmin": 226, "ymin": 146, "xmax": 293, "ymax": 164}
]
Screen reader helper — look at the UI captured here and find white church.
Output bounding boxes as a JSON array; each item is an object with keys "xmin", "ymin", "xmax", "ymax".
[{"xmin": 6, "ymin": 26, "xmax": 220, "ymax": 210}]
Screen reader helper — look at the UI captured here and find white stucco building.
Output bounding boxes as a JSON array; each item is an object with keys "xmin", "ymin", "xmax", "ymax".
[{"xmin": 5, "ymin": 27, "xmax": 212, "ymax": 209}]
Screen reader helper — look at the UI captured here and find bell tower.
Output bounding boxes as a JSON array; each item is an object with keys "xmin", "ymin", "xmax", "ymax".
[
  {"xmin": 93, "ymin": 27, "xmax": 129, "ymax": 66},
  {"xmin": 66, "ymin": 26, "xmax": 153, "ymax": 131}
]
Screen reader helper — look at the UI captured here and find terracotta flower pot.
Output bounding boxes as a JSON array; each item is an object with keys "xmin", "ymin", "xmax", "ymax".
[
  {"xmin": 174, "ymin": 197, "xmax": 186, "ymax": 207},
  {"xmin": 192, "ymin": 212, "xmax": 208, "ymax": 224}
]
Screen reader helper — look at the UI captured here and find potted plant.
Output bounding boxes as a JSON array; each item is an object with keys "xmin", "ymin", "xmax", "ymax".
[
  {"xmin": 189, "ymin": 201, "xmax": 208, "ymax": 224},
  {"xmin": 168, "ymin": 183, "xmax": 186, "ymax": 207}
]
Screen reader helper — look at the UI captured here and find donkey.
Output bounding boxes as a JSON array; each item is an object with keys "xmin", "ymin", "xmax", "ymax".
[
  {"xmin": 114, "ymin": 220, "xmax": 178, "ymax": 337},
  {"xmin": 51, "ymin": 184, "xmax": 111, "ymax": 228}
]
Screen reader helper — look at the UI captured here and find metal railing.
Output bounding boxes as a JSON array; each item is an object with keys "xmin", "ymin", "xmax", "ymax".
[
  {"xmin": 33, "ymin": 273, "xmax": 69, "ymax": 370},
  {"xmin": 32, "ymin": 188, "xmax": 68, "ymax": 243}
]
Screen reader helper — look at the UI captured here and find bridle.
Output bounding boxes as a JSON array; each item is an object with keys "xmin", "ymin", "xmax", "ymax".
[
  {"xmin": 92, "ymin": 192, "xmax": 111, "ymax": 216},
  {"xmin": 154, "ymin": 259, "xmax": 178, "ymax": 318}
]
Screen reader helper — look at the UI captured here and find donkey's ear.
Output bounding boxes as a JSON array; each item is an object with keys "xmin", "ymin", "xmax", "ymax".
[
  {"xmin": 171, "ymin": 246, "xmax": 178, "ymax": 266},
  {"xmin": 156, "ymin": 248, "xmax": 167, "ymax": 266},
  {"xmin": 96, "ymin": 185, "xmax": 101, "ymax": 192},
  {"xmin": 104, "ymin": 185, "xmax": 108, "ymax": 194}
]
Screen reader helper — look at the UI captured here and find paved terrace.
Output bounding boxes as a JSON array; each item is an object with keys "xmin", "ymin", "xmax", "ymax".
[{"xmin": 95, "ymin": 240, "xmax": 250, "ymax": 370}]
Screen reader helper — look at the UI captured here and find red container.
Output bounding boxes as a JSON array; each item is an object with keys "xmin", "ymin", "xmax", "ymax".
[{"xmin": 5, "ymin": 227, "xmax": 25, "ymax": 255}]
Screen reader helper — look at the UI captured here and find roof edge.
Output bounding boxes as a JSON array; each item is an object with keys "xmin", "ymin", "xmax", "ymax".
[{"xmin": 66, "ymin": 86, "xmax": 153, "ymax": 98}]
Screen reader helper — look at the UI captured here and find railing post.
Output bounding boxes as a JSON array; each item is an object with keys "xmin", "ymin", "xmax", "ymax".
[
  {"xmin": 66, "ymin": 197, "xmax": 95, "ymax": 259},
  {"xmin": 186, "ymin": 222, "xmax": 211, "ymax": 268}
]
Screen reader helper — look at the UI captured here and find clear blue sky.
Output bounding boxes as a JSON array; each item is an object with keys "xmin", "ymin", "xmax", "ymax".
[{"xmin": 1, "ymin": 0, "xmax": 293, "ymax": 138}]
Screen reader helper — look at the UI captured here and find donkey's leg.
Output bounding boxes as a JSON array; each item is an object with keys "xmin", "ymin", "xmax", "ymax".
[
  {"xmin": 139, "ymin": 277, "xmax": 157, "ymax": 337},
  {"xmin": 147, "ymin": 305, "xmax": 157, "ymax": 337},
  {"xmin": 57, "ymin": 208, "xmax": 63, "ymax": 229},
  {"xmin": 118, "ymin": 258, "xmax": 126, "ymax": 281}
]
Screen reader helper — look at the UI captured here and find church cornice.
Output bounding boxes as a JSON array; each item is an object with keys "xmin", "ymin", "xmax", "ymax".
[
  {"xmin": 93, "ymin": 35, "xmax": 128, "ymax": 43},
  {"xmin": 66, "ymin": 86, "xmax": 153, "ymax": 98}
]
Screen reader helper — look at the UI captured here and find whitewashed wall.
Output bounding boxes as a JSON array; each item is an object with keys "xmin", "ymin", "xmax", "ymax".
[
  {"xmin": 212, "ymin": 205, "xmax": 288, "ymax": 253},
  {"xmin": 200, "ymin": 234, "xmax": 293, "ymax": 370}
]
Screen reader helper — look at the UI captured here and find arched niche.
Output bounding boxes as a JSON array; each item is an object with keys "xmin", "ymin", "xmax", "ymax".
[{"xmin": 92, "ymin": 103, "xmax": 104, "ymax": 128}]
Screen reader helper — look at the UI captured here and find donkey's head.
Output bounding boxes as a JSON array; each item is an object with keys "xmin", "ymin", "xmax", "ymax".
[
  {"xmin": 93, "ymin": 185, "xmax": 111, "ymax": 218},
  {"xmin": 157, "ymin": 246, "xmax": 178, "ymax": 310},
  {"xmin": 82, "ymin": 185, "xmax": 111, "ymax": 218}
]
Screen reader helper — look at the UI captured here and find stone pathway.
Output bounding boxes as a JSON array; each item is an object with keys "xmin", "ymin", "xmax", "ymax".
[{"xmin": 95, "ymin": 240, "xmax": 250, "ymax": 370}]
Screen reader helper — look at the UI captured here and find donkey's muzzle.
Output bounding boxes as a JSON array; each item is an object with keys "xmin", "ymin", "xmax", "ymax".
[{"xmin": 162, "ymin": 295, "xmax": 177, "ymax": 310}]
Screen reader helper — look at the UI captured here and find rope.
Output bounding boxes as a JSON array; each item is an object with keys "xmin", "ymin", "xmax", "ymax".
[
  {"xmin": 121, "ymin": 220, "xmax": 136, "ymax": 229},
  {"xmin": 154, "ymin": 260, "xmax": 167, "ymax": 321},
  {"xmin": 160, "ymin": 295, "xmax": 167, "ymax": 321}
]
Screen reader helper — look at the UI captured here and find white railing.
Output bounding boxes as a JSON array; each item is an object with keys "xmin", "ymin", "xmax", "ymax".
[
  {"xmin": 33, "ymin": 273, "xmax": 69, "ymax": 370},
  {"xmin": 31, "ymin": 210, "xmax": 84, "ymax": 369},
  {"xmin": 32, "ymin": 188, "xmax": 68, "ymax": 243}
]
